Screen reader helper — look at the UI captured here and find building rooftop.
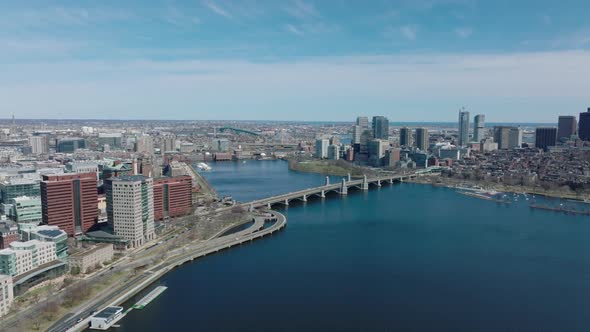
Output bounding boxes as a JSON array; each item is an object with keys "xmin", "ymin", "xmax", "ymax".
[
  {"xmin": 111, "ymin": 175, "xmax": 150, "ymax": 182},
  {"xmin": 70, "ymin": 243, "xmax": 112, "ymax": 257},
  {"xmin": 94, "ymin": 306, "xmax": 123, "ymax": 319}
]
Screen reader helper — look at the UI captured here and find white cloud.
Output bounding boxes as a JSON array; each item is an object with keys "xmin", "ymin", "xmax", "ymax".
[
  {"xmin": 2, "ymin": 51, "xmax": 589, "ymax": 121},
  {"xmin": 399, "ymin": 25, "xmax": 418, "ymax": 40},
  {"xmin": 455, "ymin": 27, "xmax": 473, "ymax": 38},
  {"xmin": 284, "ymin": 24, "xmax": 304, "ymax": 36},
  {"xmin": 284, "ymin": 0, "xmax": 318, "ymax": 19},
  {"xmin": 203, "ymin": 0, "xmax": 233, "ymax": 19}
]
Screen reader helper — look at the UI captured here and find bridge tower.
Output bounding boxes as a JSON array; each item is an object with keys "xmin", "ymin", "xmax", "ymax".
[
  {"xmin": 340, "ymin": 178, "xmax": 348, "ymax": 195},
  {"xmin": 325, "ymin": 176, "xmax": 330, "ymax": 186},
  {"xmin": 361, "ymin": 175, "xmax": 369, "ymax": 190},
  {"xmin": 347, "ymin": 173, "xmax": 351, "ymax": 181}
]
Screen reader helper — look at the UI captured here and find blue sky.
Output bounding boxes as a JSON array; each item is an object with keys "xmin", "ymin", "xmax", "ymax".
[{"xmin": 1, "ymin": 0, "xmax": 589, "ymax": 122}]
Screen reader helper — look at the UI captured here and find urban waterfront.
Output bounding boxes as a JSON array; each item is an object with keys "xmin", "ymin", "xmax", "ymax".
[{"xmin": 115, "ymin": 160, "xmax": 590, "ymax": 332}]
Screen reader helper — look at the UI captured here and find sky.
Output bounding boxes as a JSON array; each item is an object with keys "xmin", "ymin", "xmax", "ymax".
[{"xmin": 1, "ymin": 0, "xmax": 589, "ymax": 122}]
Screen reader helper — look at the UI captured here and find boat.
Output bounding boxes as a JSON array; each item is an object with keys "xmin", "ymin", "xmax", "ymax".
[
  {"xmin": 457, "ymin": 190, "xmax": 511, "ymax": 204},
  {"xmin": 196, "ymin": 162, "xmax": 212, "ymax": 171}
]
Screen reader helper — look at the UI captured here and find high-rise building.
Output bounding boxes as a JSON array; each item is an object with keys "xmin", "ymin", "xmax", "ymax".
[
  {"xmin": 493, "ymin": 126, "xmax": 522, "ymax": 149},
  {"xmin": 557, "ymin": 116, "xmax": 577, "ymax": 140},
  {"xmin": 415, "ymin": 128, "xmax": 429, "ymax": 151},
  {"xmin": 29, "ymin": 136, "xmax": 49, "ymax": 155},
  {"xmin": 368, "ymin": 139, "xmax": 387, "ymax": 167},
  {"xmin": 153, "ymin": 176, "xmax": 192, "ymax": 221},
  {"xmin": 579, "ymin": 108, "xmax": 590, "ymax": 141},
  {"xmin": 372, "ymin": 116, "xmax": 389, "ymax": 140},
  {"xmin": 105, "ymin": 175, "xmax": 155, "ymax": 248},
  {"xmin": 161, "ymin": 136, "xmax": 177, "ymax": 152},
  {"xmin": 399, "ymin": 127, "xmax": 413, "ymax": 147},
  {"xmin": 135, "ymin": 135, "xmax": 154, "ymax": 154},
  {"xmin": 315, "ymin": 139, "xmax": 329, "ymax": 159},
  {"xmin": 473, "ymin": 114, "xmax": 486, "ymax": 142},
  {"xmin": 535, "ymin": 127, "xmax": 558, "ymax": 151},
  {"xmin": 327, "ymin": 145, "xmax": 340, "ymax": 160},
  {"xmin": 41, "ymin": 173, "xmax": 98, "ymax": 236},
  {"xmin": 352, "ymin": 125, "xmax": 362, "ymax": 145},
  {"xmin": 356, "ymin": 116, "xmax": 369, "ymax": 129},
  {"xmin": 458, "ymin": 110, "xmax": 470, "ymax": 147}
]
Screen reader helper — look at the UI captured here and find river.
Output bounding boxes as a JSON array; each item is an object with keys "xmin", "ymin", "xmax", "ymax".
[{"xmin": 115, "ymin": 160, "xmax": 590, "ymax": 331}]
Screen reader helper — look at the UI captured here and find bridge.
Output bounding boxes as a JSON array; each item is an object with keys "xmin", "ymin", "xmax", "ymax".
[{"xmin": 243, "ymin": 170, "xmax": 441, "ymax": 210}]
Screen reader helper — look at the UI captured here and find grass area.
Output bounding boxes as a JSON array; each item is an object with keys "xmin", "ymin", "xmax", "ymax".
[
  {"xmin": 288, "ymin": 159, "xmax": 369, "ymax": 177},
  {"xmin": 10, "ymin": 270, "xmax": 131, "ymax": 332}
]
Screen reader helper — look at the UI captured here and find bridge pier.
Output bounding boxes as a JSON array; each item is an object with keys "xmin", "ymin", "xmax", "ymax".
[
  {"xmin": 361, "ymin": 175, "xmax": 369, "ymax": 191},
  {"xmin": 267, "ymin": 203, "xmax": 271, "ymax": 209},
  {"xmin": 376, "ymin": 180, "xmax": 381, "ymax": 187},
  {"xmin": 302, "ymin": 194, "xmax": 307, "ymax": 202},
  {"xmin": 284, "ymin": 199, "xmax": 289, "ymax": 206},
  {"xmin": 389, "ymin": 178, "xmax": 394, "ymax": 184},
  {"xmin": 340, "ymin": 179, "xmax": 348, "ymax": 195},
  {"xmin": 320, "ymin": 190, "xmax": 325, "ymax": 198},
  {"xmin": 249, "ymin": 203, "xmax": 254, "ymax": 212}
]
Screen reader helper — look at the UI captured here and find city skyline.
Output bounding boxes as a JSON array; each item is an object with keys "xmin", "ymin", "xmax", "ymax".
[{"xmin": 1, "ymin": 1, "xmax": 590, "ymax": 122}]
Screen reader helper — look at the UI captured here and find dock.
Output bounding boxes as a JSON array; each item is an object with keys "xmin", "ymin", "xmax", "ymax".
[{"xmin": 133, "ymin": 286, "xmax": 168, "ymax": 309}]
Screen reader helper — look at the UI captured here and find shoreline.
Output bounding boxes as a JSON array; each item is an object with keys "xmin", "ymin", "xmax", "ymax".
[{"xmin": 406, "ymin": 177, "xmax": 590, "ymax": 202}]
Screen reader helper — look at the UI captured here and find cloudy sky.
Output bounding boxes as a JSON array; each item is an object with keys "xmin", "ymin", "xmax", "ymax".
[{"xmin": 1, "ymin": 0, "xmax": 589, "ymax": 122}]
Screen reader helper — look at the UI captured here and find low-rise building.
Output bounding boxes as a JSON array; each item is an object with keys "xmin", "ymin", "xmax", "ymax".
[
  {"xmin": 0, "ymin": 221, "xmax": 19, "ymax": 249},
  {"xmin": 0, "ymin": 274, "xmax": 13, "ymax": 317},
  {"xmin": 69, "ymin": 243, "xmax": 114, "ymax": 274},
  {"xmin": 20, "ymin": 225, "xmax": 68, "ymax": 259},
  {"xmin": 8, "ymin": 196, "xmax": 42, "ymax": 225},
  {"xmin": 0, "ymin": 240, "xmax": 57, "ymax": 277}
]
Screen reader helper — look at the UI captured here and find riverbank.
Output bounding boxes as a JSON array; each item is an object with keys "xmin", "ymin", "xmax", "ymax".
[
  {"xmin": 408, "ymin": 175, "xmax": 590, "ymax": 201},
  {"xmin": 287, "ymin": 159, "xmax": 372, "ymax": 177}
]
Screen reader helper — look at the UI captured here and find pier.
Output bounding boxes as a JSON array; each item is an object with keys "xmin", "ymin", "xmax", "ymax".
[{"xmin": 133, "ymin": 286, "xmax": 168, "ymax": 309}]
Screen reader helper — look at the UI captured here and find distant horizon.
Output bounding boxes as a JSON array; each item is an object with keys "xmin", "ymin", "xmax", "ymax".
[{"xmin": 0, "ymin": 117, "xmax": 561, "ymax": 126}]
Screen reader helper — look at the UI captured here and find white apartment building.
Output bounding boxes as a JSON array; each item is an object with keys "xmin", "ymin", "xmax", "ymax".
[
  {"xmin": 107, "ymin": 176, "xmax": 155, "ymax": 249},
  {"xmin": 0, "ymin": 240, "xmax": 57, "ymax": 277},
  {"xmin": 28, "ymin": 136, "xmax": 49, "ymax": 155},
  {"xmin": 0, "ymin": 274, "xmax": 13, "ymax": 317}
]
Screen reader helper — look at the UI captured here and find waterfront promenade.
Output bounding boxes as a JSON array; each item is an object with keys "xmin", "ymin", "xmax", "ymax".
[{"xmin": 54, "ymin": 212, "xmax": 286, "ymax": 332}]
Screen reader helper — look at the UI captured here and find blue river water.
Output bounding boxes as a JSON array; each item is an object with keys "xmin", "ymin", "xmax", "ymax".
[{"xmin": 115, "ymin": 160, "xmax": 590, "ymax": 332}]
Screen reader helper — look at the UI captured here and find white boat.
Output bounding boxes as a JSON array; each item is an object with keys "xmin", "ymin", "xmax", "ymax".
[{"xmin": 196, "ymin": 162, "xmax": 212, "ymax": 171}]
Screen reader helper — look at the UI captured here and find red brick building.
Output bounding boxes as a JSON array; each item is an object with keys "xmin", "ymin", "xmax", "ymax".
[
  {"xmin": 0, "ymin": 222, "xmax": 19, "ymax": 249},
  {"xmin": 153, "ymin": 176, "xmax": 192, "ymax": 221},
  {"xmin": 41, "ymin": 172, "xmax": 98, "ymax": 236}
]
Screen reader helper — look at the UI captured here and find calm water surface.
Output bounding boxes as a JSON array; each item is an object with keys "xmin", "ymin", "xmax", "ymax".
[{"xmin": 115, "ymin": 160, "xmax": 590, "ymax": 332}]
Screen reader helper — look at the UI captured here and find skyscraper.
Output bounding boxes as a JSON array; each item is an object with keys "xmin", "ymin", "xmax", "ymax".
[
  {"xmin": 473, "ymin": 114, "xmax": 486, "ymax": 142},
  {"xmin": 105, "ymin": 175, "xmax": 155, "ymax": 248},
  {"xmin": 41, "ymin": 173, "xmax": 98, "ymax": 236},
  {"xmin": 352, "ymin": 125, "xmax": 362, "ymax": 144},
  {"xmin": 29, "ymin": 136, "xmax": 49, "ymax": 155},
  {"xmin": 458, "ymin": 110, "xmax": 470, "ymax": 147},
  {"xmin": 415, "ymin": 128, "xmax": 429, "ymax": 151},
  {"xmin": 557, "ymin": 116, "xmax": 577, "ymax": 140},
  {"xmin": 372, "ymin": 116, "xmax": 389, "ymax": 140},
  {"xmin": 356, "ymin": 116, "xmax": 369, "ymax": 129},
  {"xmin": 399, "ymin": 127, "xmax": 413, "ymax": 147},
  {"xmin": 535, "ymin": 127, "xmax": 557, "ymax": 151},
  {"xmin": 579, "ymin": 108, "xmax": 590, "ymax": 141},
  {"xmin": 493, "ymin": 126, "xmax": 522, "ymax": 149},
  {"xmin": 315, "ymin": 139, "xmax": 329, "ymax": 159}
]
